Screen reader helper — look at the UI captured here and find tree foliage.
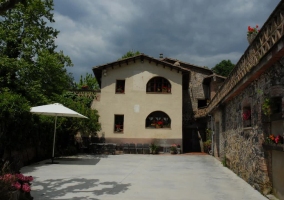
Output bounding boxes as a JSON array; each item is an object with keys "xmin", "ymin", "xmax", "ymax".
[
  {"xmin": 0, "ymin": 0, "xmax": 27, "ymax": 14},
  {"xmin": 75, "ymin": 73, "xmax": 99, "ymax": 90},
  {"xmin": 118, "ymin": 50, "xmax": 141, "ymax": 60},
  {"xmin": 0, "ymin": 0, "xmax": 100, "ymax": 160},
  {"xmin": 211, "ymin": 60, "xmax": 235, "ymax": 77},
  {"xmin": 0, "ymin": 0, "xmax": 73, "ymax": 105},
  {"xmin": 55, "ymin": 92, "xmax": 100, "ymax": 136}
]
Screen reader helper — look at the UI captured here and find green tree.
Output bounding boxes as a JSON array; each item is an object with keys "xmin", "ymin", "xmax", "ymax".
[
  {"xmin": 76, "ymin": 73, "xmax": 99, "ymax": 90},
  {"xmin": 56, "ymin": 92, "xmax": 101, "ymax": 136},
  {"xmin": 211, "ymin": 60, "xmax": 235, "ymax": 77},
  {"xmin": 0, "ymin": 0, "xmax": 73, "ymax": 105},
  {"xmin": 118, "ymin": 50, "xmax": 141, "ymax": 60},
  {"xmin": 0, "ymin": 0, "xmax": 73, "ymax": 159},
  {"xmin": 0, "ymin": 0, "xmax": 27, "ymax": 14}
]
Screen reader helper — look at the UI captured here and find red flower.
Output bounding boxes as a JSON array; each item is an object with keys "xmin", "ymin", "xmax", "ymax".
[
  {"xmin": 247, "ymin": 25, "xmax": 259, "ymax": 36},
  {"xmin": 275, "ymin": 135, "xmax": 283, "ymax": 144},
  {"xmin": 157, "ymin": 121, "xmax": 163, "ymax": 125},
  {"xmin": 243, "ymin": 110, "xmax": 251, "ymax": 120}
]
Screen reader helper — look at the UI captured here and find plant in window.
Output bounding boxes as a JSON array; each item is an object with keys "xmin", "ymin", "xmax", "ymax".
[
  {"xmin": 242, "ymin": 109, "xmax": 251, "ymax": 121},
  {"xmin": 162, "ymin": 86, "xmax": 167, "ymax": 92},
  {"xmin": 262, "ymin": 98, "xmax": 272, "ymax": 116},
  {"xmin": 116, "ymin": 86, "xmax": 124, "ymax": 93},
  {"xmin": 115, "ymin": 124, "xmax": 122, "ymax": 132},
  {"xmin": 265, "ymin": 134, "xmax": 283, "ymax": 144}
]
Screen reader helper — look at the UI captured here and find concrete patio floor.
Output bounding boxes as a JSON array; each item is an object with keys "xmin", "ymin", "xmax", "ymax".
[{"xmin": 21, "ymin": 154, "xmax": 268, "ymax": 200}]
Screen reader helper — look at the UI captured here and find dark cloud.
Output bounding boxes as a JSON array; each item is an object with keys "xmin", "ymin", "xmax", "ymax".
[{"xmin": 52, "ymin": 0, "xmax": 280, "ymax": 81}]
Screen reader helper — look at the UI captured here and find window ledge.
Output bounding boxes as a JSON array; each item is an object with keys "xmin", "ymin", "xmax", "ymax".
[
  {"xmin": 263, "ymin": 143, "xmax": 284, "ymax": 151},
  {"xmin": 145, "ymin": 127, "xmax": 171, "ymax": 129},
  {"xmin": 146, "ymin": 92, "xmax": 171, "ymax": 94}
]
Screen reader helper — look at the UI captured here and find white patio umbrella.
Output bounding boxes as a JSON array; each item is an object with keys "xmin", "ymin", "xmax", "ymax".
[{"xmin": 30, "ymin": 103, "xmax": 88, "ymax": 163}]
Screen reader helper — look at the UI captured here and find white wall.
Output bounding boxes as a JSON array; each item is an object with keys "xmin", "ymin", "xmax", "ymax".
[{"xmin": 92, "ymin": 61, "xmax": 183, "ymax": 141}]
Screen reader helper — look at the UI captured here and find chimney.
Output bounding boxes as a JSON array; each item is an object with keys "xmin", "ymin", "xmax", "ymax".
[{"xmin": 159, "ymin": 53, "xmax": 163, "ymax": 59}]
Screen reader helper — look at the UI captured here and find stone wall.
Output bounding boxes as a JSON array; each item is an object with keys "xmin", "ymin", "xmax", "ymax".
[
  {"xmin": 216, "ymin": 57, "xmax": 284, "ymax": 195},
  {"xmin": 190, "ymin": 71, "xmax": 210, "ymax": 111}
]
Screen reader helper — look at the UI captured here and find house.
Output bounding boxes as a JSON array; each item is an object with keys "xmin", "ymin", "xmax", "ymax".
[{"xmin": 92, "ymin": 54, "xmax": 223, "ymax": 152}]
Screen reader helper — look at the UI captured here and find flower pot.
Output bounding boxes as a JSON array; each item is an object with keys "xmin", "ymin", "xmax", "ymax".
[
  {"xmin": 247, "ymin": 34, "xmax": 257, "ymax": 44},
  {"xmin": 177, "ymin": 148, "xmax": 181, "ymax": 154}
]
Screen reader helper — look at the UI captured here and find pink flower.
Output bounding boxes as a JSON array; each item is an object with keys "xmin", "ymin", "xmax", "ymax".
[
  {"xmin": 13, "ymin": 182, "xmax": 22, "ymax": 190},
  {"xmin": 15, "ymin": 173, "xmax": 25, "ymax": 181},
  {"xmin": 275, "ymin": 135, "xmax": 283, "ymax": 144},
  {"xmin": 27, "ymin": 176, "xmax": 33, "ymax": 182},
  {"xmin": 22, "ymin": 183, "xmax": 31, "ymax": 192},
  {"xmin": 2, "ymin": 174, "xmax": 16, "ymax": 182}
]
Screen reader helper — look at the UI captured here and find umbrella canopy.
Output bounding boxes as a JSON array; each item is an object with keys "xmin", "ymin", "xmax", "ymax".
[
  {"xmin": 30, "ymin": 103, "xmax": 88, "ymax": 163},
  {"xmin": 30, "ymin": 103, "xmax": 88, "ymax": 118}
]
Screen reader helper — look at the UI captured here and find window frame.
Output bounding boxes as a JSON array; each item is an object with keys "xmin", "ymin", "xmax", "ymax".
[
  {"xmin": 114, "ymin": 114, "xmax": 124, "ymax": 133},
  {"xmin": 146, "ymin": 77, "xmax": 171, "ymax": 93},
  {"xmin": 116, "ymin": 80, "xmax": 125, "ymax": 94},
  {"xmin": 145, "ymin": 111, "xmax": 171, "ymax": 129}
]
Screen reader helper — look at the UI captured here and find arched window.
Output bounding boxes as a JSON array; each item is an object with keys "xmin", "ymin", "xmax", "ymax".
[
  {"xmin": 146, "ymin": 77, "xmax": 171, "ymax": 93},
  {"xmin": 145, "ymin": 111, "xmax": 171, "ymax": 128}
]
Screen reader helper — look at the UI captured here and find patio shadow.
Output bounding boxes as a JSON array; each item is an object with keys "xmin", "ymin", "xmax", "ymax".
[{"xmin": 31, "ymin": 178, "xmax": 131, "ymax": 199}]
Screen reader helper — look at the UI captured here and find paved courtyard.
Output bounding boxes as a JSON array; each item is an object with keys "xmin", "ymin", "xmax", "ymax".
[{"xmin": 21, "ymin": 154, "xmax": 267, "ymax": 200}]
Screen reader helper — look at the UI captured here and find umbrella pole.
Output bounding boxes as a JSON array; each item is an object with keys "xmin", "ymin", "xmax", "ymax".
[{"xmin": 52, "ymin": 116, "xmax": 57, "ymax": 163}]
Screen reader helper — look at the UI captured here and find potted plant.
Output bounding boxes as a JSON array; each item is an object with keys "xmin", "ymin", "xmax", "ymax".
[
  {"xmin": 265, "ymin": 134, "xmax": 283, "ymax": 145},
  {"xmin": 150, "ymin": 143, "xmax": 159, "ymax": 154},
  {"xmin": 0, "ymin": 173, "xmax": 34, "ymax": 200},
  {"xmin": 247, "ymin": 25, "xmax": 260, "ymax": 44},
  {"xmin": 203, "ymin": 140, "xmax": 212, "ymax": 154},
  {"xmin": 170, "ymin": 144, "xmax": 177, "ymax": 154},
  {"xmin": 176, "ymin": 144, "xmax": 181, "ymax": 154},
  {"xmin": 156, "ymin": 120, "xmax": 163, "ymax": 128}
]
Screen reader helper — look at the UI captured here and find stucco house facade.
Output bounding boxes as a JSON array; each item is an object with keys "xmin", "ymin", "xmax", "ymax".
[{"xmin": 92, "ymin": 54, "xmax": 220, "ymax": 152}]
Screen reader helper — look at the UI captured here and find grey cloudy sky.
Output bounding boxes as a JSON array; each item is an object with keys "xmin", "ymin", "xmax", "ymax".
[{"xmin": 52, "ymin": 0, "xmax": 280, "ymax": 81}]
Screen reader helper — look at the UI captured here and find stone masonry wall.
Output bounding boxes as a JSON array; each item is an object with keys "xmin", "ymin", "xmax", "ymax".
[
  {"xmin": 218, "ymin": 57, "xmax": 284, "ymax": 195},
  {"xmin": 190, "ymin": 71, "xmax": 210, "ymax": 111}
]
